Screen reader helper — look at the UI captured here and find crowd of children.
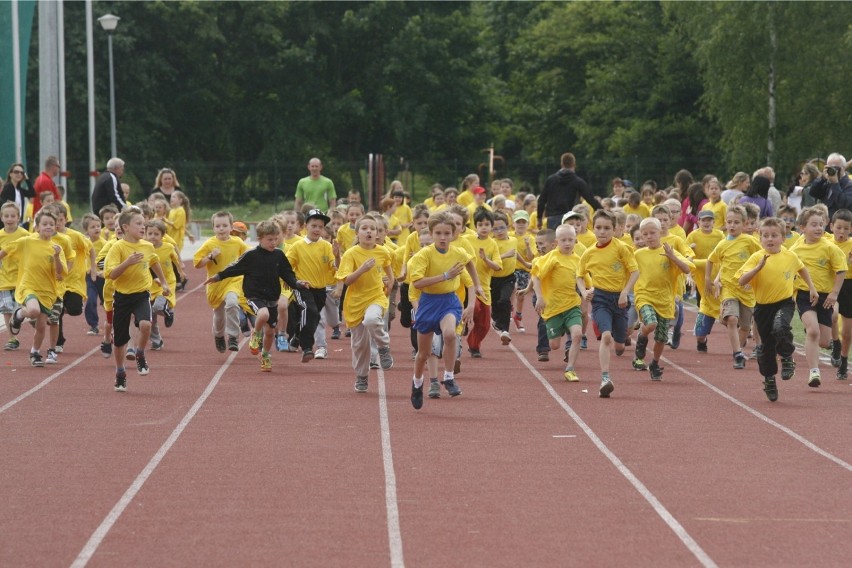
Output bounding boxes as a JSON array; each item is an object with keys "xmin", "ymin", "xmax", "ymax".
[{"xmin": 2, "ymin": 166, "xmax": 849, "ymax": 405}]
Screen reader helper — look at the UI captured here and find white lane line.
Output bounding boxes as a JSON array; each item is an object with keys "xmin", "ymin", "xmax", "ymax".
[
  {"xmin": 510, "ymin": 344, "xmax": 718, "ymax": 568},
  {"xmin": 70, "ymin": 339, "xmax": 245, "ymax": 568},
  {"xmin": 376, "ymin": 368, "xmax": 405, "ymax": 568},
  {"xmin": 662, "ymin": 356, "xmax": 852, "ymax": 474},
  {"xmin": 552, "ymin": 435, "xmax": 577, "ymax": 438},
  {"xmin": 0, "ymin": 346, "xmax": 100, "ymax": 415}
]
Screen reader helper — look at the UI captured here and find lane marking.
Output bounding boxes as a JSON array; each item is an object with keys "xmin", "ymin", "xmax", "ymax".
[
  {"xmin": 0, "ymin": 346, "xmax": 101, "ymax": 415},
  {"xmin": 695, "ymin": 516, "xmax": 852, "ymax": 524},
  {"xmin": 662, "ymin": 356, "xmax": 852, "ymax": 474},
  {"xmin": 552, "ymin": 435, "xmax": 576, "ymax": 438},
  {"xmin": 70, "ymin": 339, "xmax": 245, "ymax": 568},
  {"xmin": 376, "ymin": 368, "xmax": 405, "ymax": 568},
  {"xmin": 510, "ymin": 344, "xmax": 718, "ymax": 568}
]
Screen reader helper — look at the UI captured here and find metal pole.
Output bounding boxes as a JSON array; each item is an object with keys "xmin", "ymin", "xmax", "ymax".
[
  {"xmin": 86, "ymin": 0, "xmax": 96, "ymax": 196},
  {"xmin": 58, "ymin": 0, "xmax": 67, "ymax": 187},
  {"xmin": 12, "ymin": 0, "xmax": 22, "ymax": 163},
  {"xmin": 107, "ymin": 32, "xmax": 116, "ymax": 157}
]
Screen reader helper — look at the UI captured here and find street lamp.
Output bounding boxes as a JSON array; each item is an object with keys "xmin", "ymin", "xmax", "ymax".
[{"xmin": 98, "ymin": 13, "xmax": 120, "ymax": 158}]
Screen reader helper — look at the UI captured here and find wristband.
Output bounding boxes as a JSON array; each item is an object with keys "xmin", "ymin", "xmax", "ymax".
[{"xmin": 444, "ymin": 271, "xmax": 449, "ymax": 281}]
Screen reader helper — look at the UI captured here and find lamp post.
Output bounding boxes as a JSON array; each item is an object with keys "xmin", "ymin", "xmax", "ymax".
[{"xmin": 98, "ymin": 13, "xmax": 120, "ymax": 158}]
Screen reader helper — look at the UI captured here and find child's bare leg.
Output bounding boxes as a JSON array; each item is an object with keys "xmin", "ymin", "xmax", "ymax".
[
  {"xmin": 599, "ymin": 331, "xmax": 613, "ymax": 373},
  {"xmin": 414, "ymin": 332, "xmax": 433, "ymax": 379},
  {"xmin": 263, "ymin": 323, "xmax": 275, "ymax": 352},
  {"xmin": 565, "ymin": 325, "xmax": 582, "ymax": 369},
  {"xmin": 32, "ymin": 314, "xmax": 47, "ymax": 352},
  {"xmin": 137, "ymin": 320, "xmax": 152, "ymax": 351},
  {"xmin": 276, "ymin": 296, "xmax": 288, "ymax": 336},
  {"xmin": 725, "ymin": 315, "xmax": 740, "ymax": 352},
  {"xmin": 801, "ymin": 311, "xmax": 820, "ymax": 369},
  {"xmin": 842, "ymin": 317, "xmax": 852, "ymax": 357}
]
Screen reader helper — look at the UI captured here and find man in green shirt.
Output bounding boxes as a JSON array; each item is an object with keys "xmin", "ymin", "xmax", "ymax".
[{"xmin": 294, "ymin": 158, "xmax": 337, "ymax": 211}]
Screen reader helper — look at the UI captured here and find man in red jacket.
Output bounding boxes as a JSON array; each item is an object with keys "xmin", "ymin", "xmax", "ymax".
[{"xmin": 32, "ymin": 155, "xmax": 62, "ymax": 215}]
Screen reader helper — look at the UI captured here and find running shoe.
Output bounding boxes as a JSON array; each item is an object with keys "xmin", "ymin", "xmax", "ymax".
[
  {"xmin": 46, "ymin": 349, "xmax": 58, "ymax": 365},
  {"xmin": 249, "ymin": 331, "xmax": 262, "ymax": 355},
  {"xmin": 599, "ymin": 376, "xmax": 614, "ymax": 398},
  {"xmin": 428, "ymin": 378, "xmax": 441, "ymax": 398},
  {"xmin": 355, "ymin": 375, "xmax": 368, "ymax": 393},
  {"xmin": 30, "ymin": 351, "xmax": 44, "ymax": 367},
  {"xmin": 260, "ymin": 352, "xmax": 272, "ymax": 372},
  {"xmin": 331, "ymin": 326, "xmax": 341, "ymax": 340},
  {"xmin": 830, "ymin": 339, "xmax": 841, "ymax": 368},
  {"xmin": 632, "ymin": 358, "xmax": 647, "ymax": 371},
  {"xmin": 275, "ymin": 333, "xmax": 288, "ymax": 352},
  {"xmin": 101, "ymin": 342, "xmax": 112, "ymax": 358},
  {"xmin": 808, "ymin": 369, "xmax": 821, "ymax": 388},
  {"xmin": 411, "ymin": 381, "xmax": 424, "ymax": 410},
  {"xmin": 634, "ymin": 334, "xmax": 648, "ymax": 360},
  {"xmin": 125, "ymin": 348, "xmax": 136, "ymax": 361},
  {"xmin": 763, "ymin": 376, "xmax": 778, "ymax": 402},
  {"xmin": 378, "ymin": 346, "xmax": 394, "ymax": 370},
  {"xmin": 696, "ymin": 340, "xmax": 708, "ymax": 353},
  {"xmin": 500, "ymin": 331, "xmax": 511, "ymax": 345},
  {"xmin": 4, "ymin": 337, "xmax": 19, "ymax": 351},
  {"xmin": 441, "ymin": 378, "xmax": 462, "ymax": 397},
  {"xmin": 564, "ymin": 369, "xmax": 579, "ymax": 382},
  {"xmin": 780, "ymin": 356, "xmax": 796, "ymax": 380},
  {"xmin": 228, "ymin": 337, "xmax": 239, "ymax": 352},
  {"xmin": 151, "ymin": 339, "xmax": 164, "ymax": 351},
  {"xmin": 315, "ymin": 347, "xmax": 328, "ymax": 360},
  {"xmin": 163, "ymin": 305, "xmax": 175, "ymax": 328},
  {"xmin": 649, "ymin": 360, "xmax": 664, "ymax": 381},
  {"xmin": 136, "ymin": 352, "xmax": 149, "ymax": 376},
  {"xmin": 733, "ymin": 352, "xmax": 746, "ymax": 369},
  {"xmin": 301, "ymin": 349, "xmax": 314, "ymax": 363},
  {"xmin": 215, "ymin": 336, "xmax": 226, "ymax": 353},
  {"xmin": 114, "ymin": 369, "xmax": 127, "ymax": 392},
  {"xmin": 9, "ymin": 308, "xmax": 23, "ymax": 336}
]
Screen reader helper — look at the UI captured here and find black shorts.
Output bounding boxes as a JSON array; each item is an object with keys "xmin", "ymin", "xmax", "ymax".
[
  {"xmin": 838, "ymin": 279, "xmax": 852, "ymax": 319},
  {"xmin": 113, "ymin": 291, "xmax": 152, "ymax": 347},
  {"xmin": 796, "ymin": 290, "xmax": 833, "ymax": 327},
  {"xmin": 247, "ymin": 298, "xmax": 279, "ymax": 328}
]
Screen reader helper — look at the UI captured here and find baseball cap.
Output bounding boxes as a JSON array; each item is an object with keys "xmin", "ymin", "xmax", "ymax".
[
  {"xmin": 472, "ymin": 186, "xmax": 487, "ymax": 195},
  {"xmin": 513, "ymin": 210, "xmax": 530, "ymax": 223},
  {"xmin": 232, "ymin": 221, "xmax": 248, "ymax": 233},
  {"xmin": 562, "ymin": 211, "xmax": 583, "ymax": 223},
  {"xmin": 697, "ymin": 210, "xmax": 714, "ymax": 220},
  {"xmin": 305, "ymin": 208, "xmax": 331, "ymax": 224}
]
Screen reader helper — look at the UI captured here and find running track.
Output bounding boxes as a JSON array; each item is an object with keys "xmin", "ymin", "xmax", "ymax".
[{"xmin": 1, "ymin": 283, "xmax": 850, "ymax": 567}]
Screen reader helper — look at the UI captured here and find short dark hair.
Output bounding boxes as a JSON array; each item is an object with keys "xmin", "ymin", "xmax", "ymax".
[{"xmin": 560, "ymin": 152, "xmax": 576, "ymax": 169}]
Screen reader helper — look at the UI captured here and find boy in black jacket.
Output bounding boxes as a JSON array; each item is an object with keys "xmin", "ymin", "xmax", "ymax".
[{"xmin": 204, "ymin": 220, "xmax": 307, "ymax": 371}]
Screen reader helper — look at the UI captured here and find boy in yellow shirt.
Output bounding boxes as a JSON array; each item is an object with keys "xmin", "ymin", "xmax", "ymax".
[
  {"xmin": 490, "ymin": 211, "xmax": 518, "ymax": 345},
  {"xmin": 145, "ymin": 220, "xmax": 181, "ymax": 351},
  {"xmin": 0, "ymin": 202, "xmax": 30, "ymax": 351},
  {"xmin": 737, "ymin": 217, "xmax": 817, "ymax": 401},
  {"xmin": 511, "ymin": 210, "xmax": 535, "ymax": 333},
  {"xmin": 700, "ymin": 177, "xmax": 727, "ymax": 232},
  {"xmin": 578, "ymin": 210, "xmax": 640, "ymax": 397},
  {"xmin": 463, "ymin": 207, "xmax": 502, "ymax": 358},
  {"xmin": 82, "ymin": 213, "xmax": 106, "ymax": 336},
  {"xmin": 104, "ymin": 207, "xmax": 171, "ymax": 389},
  {"xmin": 631, "ymin": 218, "xmax": 694, "ymax": 380},
  {"xmin": 194, "ymin": 211, "xmax": 250, "ymax": 353},
  {"xmin": 333, "ymin": 215, "xmax": 394, "ymax": 393},
  {"xmin": 829, "ymin": 209, "xmax": 852, "ymax": 379}
]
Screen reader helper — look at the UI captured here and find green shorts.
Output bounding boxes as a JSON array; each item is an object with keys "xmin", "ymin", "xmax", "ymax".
[
  {"xmin": 638, "ymin": 304, "xmax": 670, "ymax": 344},
  {"xmin": 546, "ymin": 306, "xmax": 583, "ymax": 340},
  {"xmin": 22, "ymin": 294, "xmax": 53, "ymax": 316}
]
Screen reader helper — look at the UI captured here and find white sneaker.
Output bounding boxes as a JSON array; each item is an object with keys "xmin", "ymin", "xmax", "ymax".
[
  {"xmin": 500, "ymin": 331, "xmax": 512, "ymax": 345},
  {"xmin": 46, "ymin": 349, "xmax": 58, "ymax": 364},
  {"xmin": 315, "ymin": 347, "xmax": 328, "ymax": 360}
]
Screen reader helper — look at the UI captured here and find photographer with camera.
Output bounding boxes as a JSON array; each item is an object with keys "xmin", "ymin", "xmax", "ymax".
[{"xmin": 808, "ymin": 152, "xmax": 852, "ymax": 221}]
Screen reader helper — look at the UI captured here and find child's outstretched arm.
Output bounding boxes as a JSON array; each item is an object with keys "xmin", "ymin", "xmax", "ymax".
[{"xmin": 151, "ymin": 260, "xmax": 172, "ymax": 297}]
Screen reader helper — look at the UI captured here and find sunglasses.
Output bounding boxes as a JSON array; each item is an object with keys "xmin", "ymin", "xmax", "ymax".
[{"xmin": 11, "ymin": 170, "xmax": 24, "ymax": 175}]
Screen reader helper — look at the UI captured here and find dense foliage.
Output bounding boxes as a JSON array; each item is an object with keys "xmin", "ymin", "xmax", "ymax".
[{"xmin": 23, "ymin": 1, "xmax": 852, "ymax": 206}]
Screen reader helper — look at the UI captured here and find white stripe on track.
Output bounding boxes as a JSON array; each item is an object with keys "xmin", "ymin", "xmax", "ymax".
[
  {"xmin": 0, "ymin": 346, "xmax": 100, "ymax": 415},
  {"xmin": 376, "ymin": 368, "xmax": 405, "ymax": 568},
  {"xmin": 70, "ymin": 339, "xmax": 245, "ymax": 568},
  {"xmin": 662, "ymin": 356, "xmax": 852, "ymax": 474},
  {"xmin": 510, "ymin": 344, "xmax": 718, "ymax": 568}
]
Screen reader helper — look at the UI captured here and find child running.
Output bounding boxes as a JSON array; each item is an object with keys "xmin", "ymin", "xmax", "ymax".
[
  {"xmin": 829, "ymin": 209, "xmax": 852, "ymax": 379},
  {"xmin": 408, "ymin": 212, "xmax": 482, "ymax": 410},
  {"xmin": 737, "ymin": 217, "xmax": 817, "ymax": 401},
  {"xmin": 0, "ymin": 203, "xmax": 30, "ymax": 351},
  {"xmin": 203, "ymin": 220, "xmax": 306, "ymax": 372}
]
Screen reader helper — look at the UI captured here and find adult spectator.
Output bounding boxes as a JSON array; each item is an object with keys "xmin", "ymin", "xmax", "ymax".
[
  {"xmin": 149, "ymin": 167, "xmax": 181, "ymax": 200},
  {"xmin": 294, "ymin": 158, "xmax": 336, "ymax": 211},
  {"xmin": 672, "ymin": 169, "xmax": 693, "ymax": 200},
  {"xmin": 32, "ymin": 155, "xmax": 61, "ymax": 215},
  {"xmin": 91, "ymin": 157, "xmax": 127, "ymax": 214},
  {"xmin": 797, "ymin": 162, "xmax": 821, "ymax": 210},
  {"xmin": 739, "ymin": 175, "xmax": 774, "ymax": 218},
  {"xmin": 610, "ymin": 177, "xmax": 626, "ymax": 200},
  {"xmin": 536, "ymin": 152, "xmax": 599, "ymax": 230},
  {"xmin": 754, "ymin": 166, "xmax": 782, "ymax": 213},
  {"xmin": 1, "ymin": 163, "xmax": 34, "ymax": 224},
  {"xmin": 721, "ymin": 171, "xmax": 750, "ymax": 204},
  {"xmin": 808, "ymin": 152, "xmax": 852, "ymax": 220}
]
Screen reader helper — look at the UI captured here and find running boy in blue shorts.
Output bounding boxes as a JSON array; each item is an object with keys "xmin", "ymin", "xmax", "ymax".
[{"xmin": 407, "ymin": 212, "xmax": 482, "ymax": 410}]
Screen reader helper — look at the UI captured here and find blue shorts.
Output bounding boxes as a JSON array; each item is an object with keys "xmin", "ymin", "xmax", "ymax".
[
  {"xmin": 591, "ymin": 289, "xmax": 629, "ymax": 344},
  {"xmin": 694, "ymin": 312, "xmax": 716, "ymax": 337},
  {"xmin": 413, "ymin": 292, "xmax": 462, "ymax": 335}
]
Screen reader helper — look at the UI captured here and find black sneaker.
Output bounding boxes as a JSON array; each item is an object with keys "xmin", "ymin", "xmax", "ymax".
[
  {"xmin": 838, "ymin": 359, "xmax": 848, "ymax": 381},
  {"xmin": 9, "ymin": 308, "xmax": 23, "ymax": 336},
  {"xmin": 228, "ymin": 337, "xmax": 239, "ymax": 351},
  {"xmin": 114, "ymin": 369, "xmax": 127, "ymax": 392},
  {"xmin": 733, "ymin": 352, "xmax": 746, "ymax": 369},
  {"xmin": 441, "ymin": 378, "xmax": 462, "ymax": 397},
  {"xmin": 599, "ymin": 376, "xmax": 614, "ymax": 398},
  {"xmin": 635, "ymin": 334, "xmax": 648, "ymax": 360},
  {"xmin": 136, "ymin": 352, "xmax": 149, "ymax": 376},
  {"xmin": 301, "ymin": 349, "xmax": 314, "ymax": 363},
  {"xmin": 537, "ymin": 352, "xmax": 549, "ymax": 362},
  {"xmin": 697, "ymin": 340, "xmax": 708, "ymax": 353},
  {"xmin": 780, "ymin": 356, "xmax": 796, "ymax": 380},
  {"xmin": 763, "ymin": 376, "xmax": 778, "ymax": 402},
  {"xmin": 670, "ymin": 328, "xmax": 681, "ymax": 350},
  {"xmin": 649, "ymin": 360, "xmax": 664, "ymax": 381},
  {"xmin": 750, "ymin": 344, "xmax": 763, "ymax": 360},
  {"xmin": 29, "ymin": 351, "xmax": 44, "ymax": 367},
  {"xmin": 151, "ymin": 339, "xmax": 164, "ymax": 351},
  {"xmin": 164, "ymin": 305, "xmax": 175, "ymax": 328},
  {"xmin": 469, "ymin": 348, "xmax": 482, "ymax": 359},
  {"xmin": 411, "ymin": 381, "xmax": 424, "ymax": 410},
  {"xmin": 830, "ymin": 339, "xmax": 841, "ymax": 368},
  {"xmin": 214, "ymin": 336, "xmax": 226, "ymax": 353},
  {"xmin": 331, "ymin": 327, "xmax": 341, "ymax": 340},
  {"xmin": 101, "ymin": 342, "xmax": 112, "ymax": 358}
]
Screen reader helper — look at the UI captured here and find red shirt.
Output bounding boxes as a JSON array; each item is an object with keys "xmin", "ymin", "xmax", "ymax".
[{"xmin": 33, "ymin": 171, "xmax": 60, "ymax": 214}]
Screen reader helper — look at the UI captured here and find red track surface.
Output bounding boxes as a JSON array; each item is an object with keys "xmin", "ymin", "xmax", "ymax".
[{"xmin": 1, "ymin": 287, "xmax": 850, "ymax": 567}]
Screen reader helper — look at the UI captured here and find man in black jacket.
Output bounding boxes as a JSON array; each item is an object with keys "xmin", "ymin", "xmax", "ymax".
[
  {"xmin": 537, "ymin": 152, "xmax": 600, "ymax": 230},
  {"xmin": 808, "ymin": 152, "xmax": 852, "ymax": 221},
  {"xmin": 91, "ymin": 157, "xmax": 127, "ymax": 214}
]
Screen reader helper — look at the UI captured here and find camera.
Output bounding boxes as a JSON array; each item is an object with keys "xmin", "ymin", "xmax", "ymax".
[{"xmin": 826, "ymin": 166, "xmax": 839, "ymax": 177}]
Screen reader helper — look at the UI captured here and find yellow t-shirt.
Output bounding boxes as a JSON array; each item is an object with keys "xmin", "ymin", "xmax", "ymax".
[
  {"xmin": 2, "ymin": 236, "xmax": 66, "ymax": 308},
  {"xmin": 60, "ymin": 228, "xmax": 93, "ymax": 300},
  {"xmin": 89, "ymin": 236, "xmax": 107, "ymax": 268},
  {"xmin": 336, "ymin": 245, "xmax": 392, "ymax": 327},
  {"xmin": 633, "ymin": 246, "xmax": 694, "ymax": 319},
  {"xmin": 623, "ymin": 203, "xmax": 652, "ymax": 219},
  {"xmin": 707, "ymin": 234, "xmax": 762, "ymax": 306},
  {"xmin": 669, "ymin": 225, "xmax": 687, "ymax": 241},
  {"xmin": 282, "ymin": 234, "xmax": 302, "ymax": 251},
  {"xmin": 99, "ymin": 238, "xmax": 117, "ymax": 311},
  {"xmin": 193, "ymin": 236, "xmax": 249, "ymax": 308},
  {"xmin": 286, "ymin": 237, "xmax": 336, "ymax": 288},
  {"xmin": 831, "ymin": 236, "xmax": 852, "ymax": 280},
  {"xmin": 167, "ymin": 206, "xmax": 187, "ymax": 252},
  {"xmin": 531, "ymin": 249, "xmax": 582, "ymax": 319},
  {"xmin": 513, "ymin": 232, "xmax": 535, "ymax": 272},
  {"xmin": 467, "ymin": 202, "xmax": 492, "ymax": 229},
  {"xmin": 577, "ymin": 238, "xmax": 638, "ymax": 293},
  {"xmin": 463, "ymin": 234, "xmax": 502, "ymax": 305},
  {"xmin": 686, "ymin": 229, "xmax": 725, "ymax": 260},
  {"xmin": 457, "ymin": 190, "xmax": 474, "ymax": 207},
  {"xmin": 49, "ymin": 231, "xmax": 75, "ymax": 296},
  {"xmin": 494, "ymin": 236, "xmax": 518, "ymax": 277},
  {"xmin": 336, "ymin": 223, "xmax": 357, "ymax": 253},
  {"xmin": 0, "ymin": 227, "xmax": 30, "ymax": 290},
  {"xmin": 700, "ymin": 200, "xmax": 728, "ymax": 232},
  {"xmin": 408, "ymin": 244, "xmax": 472, "ymax": 296},
  {"xmin": 151, "ymin": 242, "xmax": 179, "ymax": 307},
  {"xmin": 576, "ymin": 230, "xmax": 597, "ymax": 249},
  {"xmin": 392, "ymin": 203, "xmax": 413, "ymax": 244},
  {"xmin": 736, "ymin": 248, "xmax": 803, "ymax": 304},
  {"xmin": 790, "ymin": 238, "xmax": 847, "ymax": 293},
  {"xmin": 617, "ymin": 233, "xmax": 634, "ymax": 250},
  {"xmin": 391, "ymin": 245, "xmax": 406, "ymax": 279},
  {"xmin": 782, "ymin": 232, "xmax": 799, "ymax": 250},
  {"xmin": 692, "ymin": 258, "xmax": 720, "ymax": 319},
  {"xmin": 105, "ymin": 239, "xmax": 160, "ymax": 295}
]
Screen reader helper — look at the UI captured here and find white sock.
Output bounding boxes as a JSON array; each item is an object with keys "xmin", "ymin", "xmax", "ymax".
[
  {"xmin": 413, "ymin": 376, "xmax": 424, "ymax": 388},
  {"xmin": 443, "ymin": 370, "xmax": 454, "ymax": 382},
  {"xmin": 810, "ymin": 367, "xmax": 820, "ymax": 374}
]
